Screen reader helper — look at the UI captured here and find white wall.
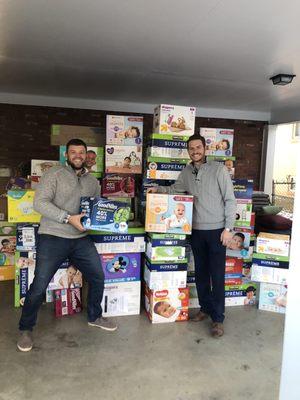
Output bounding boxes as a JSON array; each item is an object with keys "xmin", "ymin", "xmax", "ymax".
[{"xmin": 264, "ymin": 125, "xmax": 277, "ymax": 196}]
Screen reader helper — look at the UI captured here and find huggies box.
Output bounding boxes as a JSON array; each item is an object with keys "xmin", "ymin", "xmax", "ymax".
[
  {"xmin": 153, "ymin": 104, "xmax": 196, "ymax": 136},
  {"xmin": 100, "ymin": 253, "xmax": 141, "ymax": 283},
  {"xmin": 106, "ymin": 115, "xmax": 143, "ymax": 145}
]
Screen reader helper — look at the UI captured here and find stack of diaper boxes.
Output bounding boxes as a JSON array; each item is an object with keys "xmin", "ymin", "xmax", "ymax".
[
  {"xmin": 0, "ymin": 222, "xmax": 17, "ymax": 281},
  {"xmin": 89, "ymin": 226, "xmax": 145, "ymax": 317},
  {"xmin": 144, "ymin": 192, "xmax": 193, "ymax": 323},
  {"xmin": 251, "ymin": 232, "xmax": 290, "ymax": 314}
]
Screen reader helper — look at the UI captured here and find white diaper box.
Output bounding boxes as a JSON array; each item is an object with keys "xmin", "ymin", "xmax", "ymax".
[
  {"xmin": 153, "ymin": 104, "xmax": 196, "ymax": 136},
  {"xmin": 256, "ymin": 232, "xmax": 290, "ymax": 258},
  {"xmin": 101, "ymin": 281, "xmax": 141, "ymax": 317}
]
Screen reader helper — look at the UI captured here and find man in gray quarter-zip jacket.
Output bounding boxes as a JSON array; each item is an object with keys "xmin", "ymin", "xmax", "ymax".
[
  {"xmin": 17, "ymin": 139, "xmax": 117, "ymax": 353},
  {"xmin": 148, "ymin": 134, "xmax": 236, "ymax": 338}
]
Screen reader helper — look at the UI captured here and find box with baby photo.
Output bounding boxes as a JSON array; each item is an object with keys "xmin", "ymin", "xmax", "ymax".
[
  {"xmin": 47, "ymin": 265, "xmax": 82, "ymax": 291},
  {"xmin": 106, "ymin": 115, "xmax": 143, "ymax": 145},
  {"xmin": 14, "ymin": 251, "xmax": 36, "ymax": 307},
  {"xmin": 105, "ymin": 145, "xmax": 142, "ymax": 174},
  {"xmin": 145, "ymin": 193, "xmax": 193, "ymax": 234},
  {"xmin": 200, "ymin": 127, "xmax": 234, "ymax": 157},
  {"xmin": 0, "ymin": 235, "xmax": 16, "ymax": 266},
  {"xmin": 102, "ymin": 175, "xmax": 135, "ymax": 198},
  {"xmin": 144, "ymin": 284, "xmax": 189, "ymax": 323},
  {"xmin": 60, "ymin": 145, "xmax": 104, "ymax": 177},
  {"xmin": 226, "ymin": 227, "xmax": 252, "ymax": 259},
  {"xmin": 8, "ymin": 190, "xmax": 41, "ymax": 223},
  {"xmin": 31, "ymin": 160, "xmax": 61, "ymax": 177},
  {"xmin": 153, "ymin": 104, "xmax": 196, "ymax": 136},
  {"xmin": 80, "ymin": 197, "xmax": 131, "ymax": 233},
  {"xmin": 225, "ymin": 282, "xmax": 257, "ymax": 306},
  {"xmin": 100, "ymin": 253, "xmax": 141, "ymax": 283}
]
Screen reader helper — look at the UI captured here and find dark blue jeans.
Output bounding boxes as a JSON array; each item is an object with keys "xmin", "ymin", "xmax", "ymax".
[
  {"xmin": 191, "ymin": 229, "xmax": 226, "ymax": 323},
  {"xmin": 19, "ymin": 234, "xmax": 104, "ymax": 331}
]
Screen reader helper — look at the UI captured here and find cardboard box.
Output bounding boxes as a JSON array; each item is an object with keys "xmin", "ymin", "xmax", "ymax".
[
  {"xmin": 256, "ymin": 232, "xmax": 290, "ymax": 257},
  {"xmin": 102, "ymin": 175, "xmax": 135, "ymax": 198},
  {"xmin": 153, "ymin": 104, "xmax": 196, "ymax": 136},
  {"xmin": 31, "ymin": 160, "xmax": 61, "ymax": 177},
  {"xmin": 225, "ymin": 258, "xmax": 243, "ymax": 285},
  {"xmin": 102, "ymin": 281, "xmax": 141, "ymax": 317},
  {"xmin": 51, "ymin": 124, "xmax": 105, "ymax": 146},
  {"xmin": 146, "ymin": 242, "xmax": 186, "ymax": 262},
  {"xmin": 200, "ymin": 127, "xmax": 234, "ymax": 157},
  {"xmin": 258, "ymin": 283, "xmax": 287, "ymax": 314},
  {"xmin": 146, "ymin": 157, "xmax": 188, "ymax": 180},
  {"xmin": 80, "ymin": 197, "xmax": 131, "ymax": 233},
  {"xmin": 48, "ymin": 266, "xmax": 83, "ymax": 290},
  {"xmin": 60, "ymin": 145, "xmax": 104, "ymax": 176},
  {"xmin": 145, "ymin": 257, "xmax": 188, "ymax": 272},
  {"xmin": 144, "ymin": 264, "xmax": 187, "ymax": 290},
  {"xmin": 251, "ymin": 253, "xmax": 289, "ymax": 285},
  {"xmin": 100, "ymin": 253, "xmax": 141, "ymax": 283},
  {"xmin": 225, "ymin": 282, "xmax": 257, "ymax": 306},
  {"xmin": 0, "ymin": 235, "xmax": 16, "ymax": 266},
  {"xmin": 144, "ymin": 284, "xmax": 189, "ymax": 323},
  {"xmin": 233, "ymin": 179, "xmax": 254, "ymax": 200},
  {"xmin": 226, "ymin": 227, "xmax": 252, "ymax": 259},
  {"xmin": 91, "ymin": 228, "xmax": 145, "ymax": 254},
  {"xmin": 148, "ymin": 134, "xmax": 189, "ymax": 159},
  {"xmin": 145, "ymin": 193, "xmax": 193, "ymax": 234},
  {"xmin": 105, "ymin": 145, "xmax": 142, "ymax": 174},
  {"xmin": 54, "ymin": 288, "xmax": 82, "ymax": 317},
  {"xmin": 0, "ymin": 265, "xmax": 15, "ymax": 281},
  {"xmin": 16, "ymin": 223, "xmax": 39, "ymax": 251},
  {"xmin": 235, "ymin": 201, "xmax": 252, "ymax": 227},
  {"xmin": 106, "ymin": 115, "xmax": 143, "ymax": 145},
  {"xmin": 148, "ymin": 147, "xmax": 189, "ymax": 160},
  {"xmin": 14, "ymin": 251, "xmax": 36, "ymax": 307},
  {"xmin": 7, "ymin": 190, "xmax": 41, "ymax": 223}
]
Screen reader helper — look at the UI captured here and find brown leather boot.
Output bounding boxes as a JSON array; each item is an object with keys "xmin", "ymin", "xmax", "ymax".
[
  {"xmin": 211, "ymin": 322, "xmax": 224, "ymax": 338},
  {"xmin": 190, "ymin": 310, "xmax": 209, "ymax": 322}
]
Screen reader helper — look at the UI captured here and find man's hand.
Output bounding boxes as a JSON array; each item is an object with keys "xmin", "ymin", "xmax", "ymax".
[
  {"xmin": 220, "ymin": 229, "xmax": 232, "ymax": 247},
  {"xmin": 68, "ymin": 214, "xmax": 86, "ymax": 232},
  {"xmin": 147, "ymin": 187, "xmax": 158, "ymax": 194}
]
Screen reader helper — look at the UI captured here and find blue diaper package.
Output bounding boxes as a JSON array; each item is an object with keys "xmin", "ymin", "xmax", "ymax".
[{"xmin": 80, "ymin": 197, "xmax": 131, "ymax": 233}]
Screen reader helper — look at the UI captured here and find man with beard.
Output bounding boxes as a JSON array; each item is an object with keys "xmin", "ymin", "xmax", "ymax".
[
  {"xmin": 148, "ymin": 134, "xmax": 236, "ymax": 338},
  {"xmin": 17, "ymin": 139, "xmax": 117, "ymax": 352}
]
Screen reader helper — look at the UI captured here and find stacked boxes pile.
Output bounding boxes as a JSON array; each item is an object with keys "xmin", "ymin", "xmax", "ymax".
[
  {"xmin": 144, "ymin": 192, "xmax": 193, "ymax": 323},
  {"xmin": 251, "ymin": 232, "xmax": 290, "ymax": 314}
]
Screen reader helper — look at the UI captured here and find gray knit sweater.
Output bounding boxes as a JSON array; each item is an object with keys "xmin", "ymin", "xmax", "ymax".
[
  {"xmin": 157, "ymin": 161, "xmax": 236, "ymax": 230},
  {"xmin": 34, "ymin": 165, "xmax": 100, "ymax": 238}
]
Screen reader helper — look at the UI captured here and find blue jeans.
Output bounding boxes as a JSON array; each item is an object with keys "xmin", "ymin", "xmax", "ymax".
[
  {"xmin": 19, "ymin": 234, "xmax": 104, "ymax": 331},
  {"xmin": 191, "ymin": 229, "xmax": 226, "ymax": 323}
]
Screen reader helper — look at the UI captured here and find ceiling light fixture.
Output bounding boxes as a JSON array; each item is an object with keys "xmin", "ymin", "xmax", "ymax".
[{"xmin": 270, "ymin": 73, "xmax": 296, "ymax": 86}]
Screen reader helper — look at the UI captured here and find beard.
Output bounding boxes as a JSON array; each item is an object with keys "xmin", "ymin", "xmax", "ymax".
[{"xmin": 66, "ymin": 158, "xmax": 85, "ymax": 170}]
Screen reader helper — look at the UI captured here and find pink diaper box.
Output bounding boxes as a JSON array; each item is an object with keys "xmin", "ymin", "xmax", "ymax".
[
  {"xmin": 102, "ymin": 175, "xmax": 135, "ymax": 198},
  {"xmin": 54, "ymin": 288, "xmax": 82, "ymax": 317}
]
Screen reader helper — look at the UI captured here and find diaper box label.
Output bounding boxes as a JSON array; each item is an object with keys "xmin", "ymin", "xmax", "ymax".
[
  {"xmin": 145, "ymin": 193, "xmax": 193, "ymax": 234},
  {"xmin": 148, "ymin": 146, "xmax": 189, "ymax": 160},
  {"xmin": 146, "ymin": 157, "xmax": 187, "ymax": 180},
  {"xmin": 153, "ymin": 104, "xmax": 196, "ymax": 136},
  {"xmin": 147, "ymin": 232, "xmax": 186, "ymax": 246},
  {"xmin": 102, "ymin": 175, "xmax": 135, "ymax": 198},
  {"xmin": 233, "ymin": 179, "xmax": 254, "ymax": 200},
  {"xmin": 144, "ymin": 264, "xmax": 187, "ymax": 290},
  {"xmin": 200, "ymin": 127, "xmax": 234, "ymax": 157},
  {"xmin": 100, "ymin": 253, "xmax": 141, "ymax": 283},
  {"xmin": 106, "ymin": 115, "xmax": 143, "ymax": 145},
  {"xmin": 91, "ymin": 231, "xmax": 145, "ymax": 254},
  {"xmin": 225, "ymin": 282, "xmax": 257, "ymax": 306},
  {"xmin": 102, "ymin": 281, "xmax": 141, "ymax": 317},
  {"xmin": 144, "ymin": 283, "xmax": 189, "ymax": 323},
  {"xmin": 14, "ymin": 251, "xmax": 36, "ymax": 307},
  {"xmin": 8, "ymin": 190, "xmax": 41, "ymax": 223},
  {"xmin": 146, "ymin": 242, "xmax": 186, "ymax": 262},
  {"xmin": 105, "ymin": 145, "xmax": 142, "ymax": 174},
  {"xmin": 16, "ymin": 223, "xmax": 39, "ymax": 251},
  {"xmin": 145, "ymin": 256, "xmax": 188, "ymax": 272},
  {"xmin": 80, "ymin": 197, "xmax": 130, "ymax": 233}
]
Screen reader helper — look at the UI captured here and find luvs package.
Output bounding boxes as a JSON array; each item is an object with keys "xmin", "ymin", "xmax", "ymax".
[
  {"xmin": 145, "ymin": 193, "xmax": 193, "ymax": 234},
  {"xmin": 80, "ymin": 197, "xmax": 130, "ymax": 233},
  {"xmin": 106, "ymin": 115, "xmax": 143, "ymax": 145}
]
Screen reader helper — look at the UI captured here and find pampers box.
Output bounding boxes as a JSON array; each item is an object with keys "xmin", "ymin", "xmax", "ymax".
[
  {"xmin": 106, "ymin": 115, "xmax": 143, "ymax": 145},
  {"xmin": 144, "ymin": 284, "xmax": 189, "ymax": 323},
  {"xmin": 105, "ymin": 145, "xmax": 142, "ymax": 174},
  {"xmin": 7, "ymin": 190, "xmax": 41, "ymax": 223},
  {"xmin": 145, "ymin": 193, "xmax": 193, "ymax": 234},
  {"xmin": 153, "ymin": 104, "xmax": 196, "ymax": 136},
  {"xmin": 259, "ymin": 282, "xmax": 287, "ymax": 314},
  {"xmin": 102, "ymin": 281, "xmax": 141, "ymax": 317},
  {"xmin": 200, "ymin": 127, "xmax": 234, "ymax": 157},
  {"xmin": 80, "ymin": 197, "xmax": 130, "ymax": 233},
  {"xmin": 100, "ymin": 253, "xmax": 141, "ymax": 283}
]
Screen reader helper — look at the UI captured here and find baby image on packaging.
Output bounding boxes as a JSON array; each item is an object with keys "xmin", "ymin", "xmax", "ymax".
[
  {"xmin": 0, "ymin": 236, "xmax": 16, "ymax": 266},
  {"xmin": 48, "ymin": 265, "xmax": 82, "ymax": 290},
  {"xmin": 106, "ymin": 115, "xmax": 143, "ymax": 145}
]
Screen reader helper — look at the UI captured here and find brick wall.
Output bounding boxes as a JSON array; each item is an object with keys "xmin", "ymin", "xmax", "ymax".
[{"xmin": 0, "ymin": 103, "xmax": 267, "ymax": 189}]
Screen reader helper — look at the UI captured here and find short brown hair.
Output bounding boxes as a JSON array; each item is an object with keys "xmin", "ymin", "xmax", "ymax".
[{"xmin": 187, "ymin": 134, "xmax": 206, "ymax": 149}]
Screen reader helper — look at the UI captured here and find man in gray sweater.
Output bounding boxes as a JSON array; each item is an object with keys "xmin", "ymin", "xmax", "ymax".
[
  {"xmin": 149, "ymin": 134, "xmax": 236, "ymax": 337},
  {"xmin": 17, "ymin": 139, "xmax": 117, "ymax": 352}
]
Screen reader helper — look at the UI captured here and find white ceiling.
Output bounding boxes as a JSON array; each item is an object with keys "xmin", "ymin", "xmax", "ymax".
[{"xmin": 1, "ymin": 0, "xmax": 300, "ymax": 122}]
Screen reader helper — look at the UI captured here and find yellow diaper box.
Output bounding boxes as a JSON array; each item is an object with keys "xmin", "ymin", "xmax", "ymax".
[
  {"xmin": 0, "ymin": 265, "xmax": 15, "ymax": 281},
  {"xmin": 7, "ymin": 191, "xmax": 41, "ymax": 223}
]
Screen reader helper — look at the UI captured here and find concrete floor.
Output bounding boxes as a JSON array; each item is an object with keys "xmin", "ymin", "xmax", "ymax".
[{"xmin": 1, "ymin": 281, "xmax": 284, "ymax": 400}]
